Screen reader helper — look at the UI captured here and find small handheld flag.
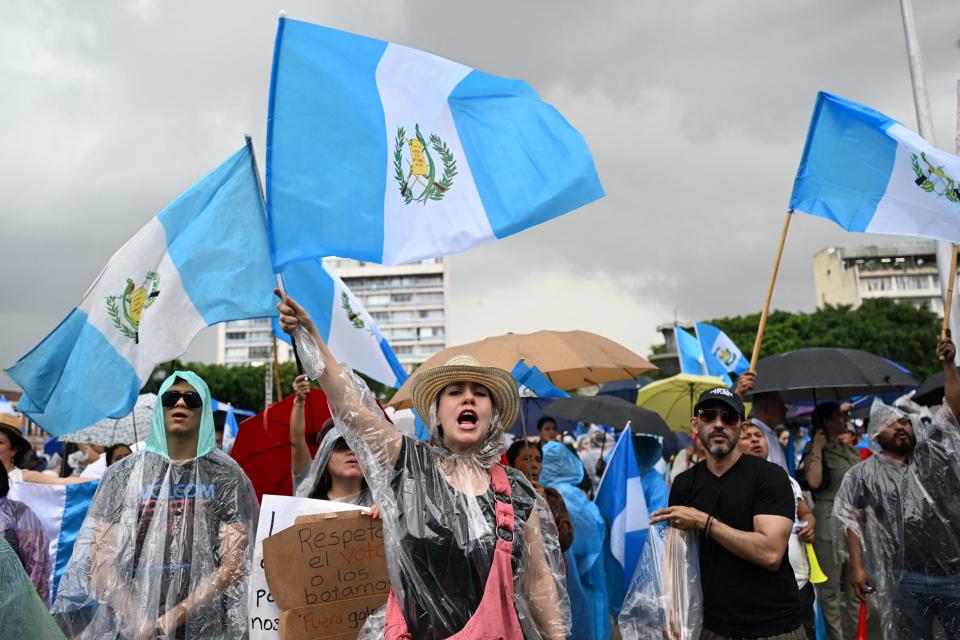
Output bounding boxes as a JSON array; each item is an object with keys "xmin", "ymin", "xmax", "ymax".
[{"xmin": 266, "ymin": 17, "xmax": 604, "ymax": 268}]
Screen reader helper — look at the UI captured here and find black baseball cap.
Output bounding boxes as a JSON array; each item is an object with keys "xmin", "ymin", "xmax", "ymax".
[{"xmin": 694, "ymin": 387, "xmax": 745, "ymax": 420}]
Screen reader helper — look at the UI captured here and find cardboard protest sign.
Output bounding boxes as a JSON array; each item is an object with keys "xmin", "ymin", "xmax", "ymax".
[
  {"xmin": 263, "ymin": 510, "xmax": 389, "ymax": 610},
  {"xmin": 279, "ymin": 594, "xmax": 386, "ymax": 640},
  {"xmin": 248, "ymin": 495, "xmax": 358, "ymax": 639}
]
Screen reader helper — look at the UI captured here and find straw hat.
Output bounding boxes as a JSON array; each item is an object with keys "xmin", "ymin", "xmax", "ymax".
[
  {"xmin": 411, "ymin": 355, "xmax": 519, "ymax": 430},
  {"xmin": 0, "ymin": 414, "xmax": 30, "ymax": 465}
]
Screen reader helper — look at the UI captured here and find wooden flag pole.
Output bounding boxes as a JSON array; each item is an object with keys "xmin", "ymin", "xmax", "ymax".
[
  {"xmin": 272, "ymin": 336, "xmax": 283, "ymax": 401},
  {"xmin": 943, "ymin": 80, "xmax": 960, "ymax": 342},
  {"xmin": 750, "ymin": 211, "xmax": 793, "ymax": 370}
]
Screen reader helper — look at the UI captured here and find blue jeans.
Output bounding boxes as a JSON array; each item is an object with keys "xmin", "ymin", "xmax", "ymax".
[{"xmin": 894, "ymin": 572, "xmax": 960, "ymax": 639}]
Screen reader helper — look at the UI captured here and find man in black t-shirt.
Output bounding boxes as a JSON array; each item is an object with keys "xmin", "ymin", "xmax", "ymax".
[{"xmin": 651, "ymin": 387, "xmax": 804, "ymax": 640}]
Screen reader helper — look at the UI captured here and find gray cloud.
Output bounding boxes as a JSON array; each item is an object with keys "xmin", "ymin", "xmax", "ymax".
[{"xmin": 3, "ymin": 0, "xmax": 959, "ymax": 390}]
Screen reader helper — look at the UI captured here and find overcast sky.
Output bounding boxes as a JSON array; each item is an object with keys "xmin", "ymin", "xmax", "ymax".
[{"xmin": 3, "ymin": 0, "xmax": 959, "ymax": 389}]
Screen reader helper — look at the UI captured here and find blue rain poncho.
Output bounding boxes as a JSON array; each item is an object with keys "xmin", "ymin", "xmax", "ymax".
[
  {"xmin": 540, "ymin": 440, "xmax": 611, "ymax": 640},
  {"xmin": 52, "ymin": 371, "xmax": 259, "ymax": 639}
]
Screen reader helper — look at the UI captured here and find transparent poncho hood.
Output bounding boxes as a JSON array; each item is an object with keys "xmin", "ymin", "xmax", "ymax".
[{"xmin": 147, "ymin": 370, "xmax": 216, "ymax": 461}]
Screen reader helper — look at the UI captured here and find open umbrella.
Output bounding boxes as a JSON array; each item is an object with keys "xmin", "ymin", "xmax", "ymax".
[
  {"xmin": 61, "ymin": 394, "xmax": 157, "ymax": 446},
  {"xmin": 911, "ymin": 369, "xmax": 959, "ymax": 406},
  {"xmin": 389, "ymin": 330, "xmax": 656, "ymax": 409},
  {"xmin": 230, "ymin": 389, "xmax": 331, "ymax": 502},
  {"xmin": 543, "ymin": 395, "xmax": 671, "ymax": 437},
  {"xmin": 635, "ymin": 374, "xmax": 728, "ymax": 431},
  {"xmin": 749, "ymin": 348, "xmax": 917, "ymax": 402},
  {"xmin": 596, "ymin": 377, "xmax": 653, "ymax": 404}
]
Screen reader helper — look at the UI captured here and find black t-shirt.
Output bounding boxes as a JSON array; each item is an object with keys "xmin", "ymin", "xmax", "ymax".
[
  {"xmin": 390, "ymin": 438, "xmax": 538, "ymax": 640},
  {"xmin": 670, "ymin": 454, "xmax": 802, "ymax": 638}
]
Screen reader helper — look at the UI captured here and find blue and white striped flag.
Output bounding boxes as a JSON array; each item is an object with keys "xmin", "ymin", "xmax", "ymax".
[
  {"xmin": 594, "ymin": 427, "xmax": 649, "ymax": 593},
  {"xmin": 695, "ymin": 322, "xmax": 748, "ymax": 379},
  {"xmin": 6, "ymin": 145, "xmax": 278, "ymax": 436},
  {"xmin": 791, "ymin": 92, "xmax": 960, "ymax": 243},
  {"xmin": 274, "ymin": 259, "xmax": 408, "ymax": 389},
  {"xmin": 266, "ymin": 17, "xmax": 604, "ymax": 268},
  {"xmin": 9, "ymin": 480, "xmax": 98, "ymax": 602},
  {"xmin": 674, "ymin": 326, "xmax": 707, "ymax": 375},
  {"xmin": 511, "ymin": 361, "xmax": 569, "ymax": 399}
]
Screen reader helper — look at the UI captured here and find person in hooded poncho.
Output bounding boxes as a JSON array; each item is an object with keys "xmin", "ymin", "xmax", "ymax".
[
  {"xmin": 278, "ymin": 293, "xmax": 570, "ymax": 640},
  {"xmin": 290, "ymin": 374, "xmax": 373, "ymax": 506},
  {"xmin": 0, "ymin": 463, "xmax": 50, "ymax": 605},
  {"xmin": 0, "ymin": 536, "xmax": 67, "ymax": 640},
  {"xmin": 539, "ymin": 440, "xmax": 611, "ymax": 639},
  {"xmin": 52, "ymin": 371, "xmax": 258, "ymax": 639},
  {"xmin": 832, "ymin": 335, "xmax": 960, "ymax": 640}
]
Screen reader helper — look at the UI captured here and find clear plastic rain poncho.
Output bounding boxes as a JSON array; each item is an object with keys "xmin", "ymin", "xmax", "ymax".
[
  {"xmin": 294, "ymin": 425, "xmax": 373, "ymax": 506},
  {"xmin": 0, "ymin": 495, "xmax": 51, "ymax": 605},
  {"xmin": 539, "ymin": 440, "xmax": 610, "ymax": 640},
  {"xmin": 618, "ymin": 525, "xmax": 703, "ymax": 640},
  {"xmin": 831, "ymin": 398, "xmax": 960, "ymax": 638},
  {"xmin": 52, "ymin": 371, "xmax": 259, "ymax": 639},
  {"xmin": 0, "ymin": 536, "xmax": 67, "ymax": 640},
  {"xmin": 315, "ymin": 363, "xmax": 570, "ymax": 640}
]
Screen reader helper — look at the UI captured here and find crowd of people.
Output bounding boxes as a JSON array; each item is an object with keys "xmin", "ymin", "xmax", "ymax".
[{"xmin": 1, "ymin": 292, "xmax": 958, "ymax": 639}]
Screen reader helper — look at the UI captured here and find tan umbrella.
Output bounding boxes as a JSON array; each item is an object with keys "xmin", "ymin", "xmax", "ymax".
[{"xmin": 389, "ymin": 330, "xmax": 656, "ymax": 409}]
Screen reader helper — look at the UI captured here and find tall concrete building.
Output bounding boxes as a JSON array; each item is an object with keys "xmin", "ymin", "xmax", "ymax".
[
  {"xmin": 813, "ymin": 241, "xmax": 945, "ymax": 315},
  {"xmin": 216, "ymin": 317, "xmax": 293, "ymax": 367},
  {"xmin": 326, "ymin": 257, "xmax": 448, "ymax": 374},
  {"xmin": 216, "ymin": 258, "xmax": 448, "ymax": 373}
]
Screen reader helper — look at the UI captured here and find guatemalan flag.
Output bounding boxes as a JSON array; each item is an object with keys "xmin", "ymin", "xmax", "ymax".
[
  {"xmin": 266, "ymin": 17, "xmax": 604, "ymax": 268},
  {"xmin": 275, "ymin": 259, "xmax": 408, "ymax": 388},
  {"xmin": 791, "ymin": 92, "xmax": 960, "ymax": 243},
  {"xmin": 594, "ymin": 427, "xmax": 649, "ymax": 598},
  {"xmin": 674, "ymin": 326, "xmax": 709, "ymax": 378},
  {"xmin": 6, "ymin": 144, "xmax": 278, "ymax": 437},
  {"xmin": 9, "ymin": 480, "xmax": 98, "ymax": 602},
  {"xmin": 695, "ymin": 322, "xmax": 748, "ymax": 380}
]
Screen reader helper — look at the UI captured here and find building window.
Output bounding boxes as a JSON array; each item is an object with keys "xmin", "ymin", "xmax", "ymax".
[
  {"xmin": 249, "ymin": 346, "xmax": 272, "ymax": 359},
  {"xmin": 419, "ymin": 309, "xmax": 444, "ymax": 320},
  {"xmin": 414, "ymin": 292, "xmax": 443, "ymax": 304},
  {"xmin": 391, "ymin": 293, "xmax": 413, "ymax": 303},
  {"xmin": 225, "ymin": 347, "xmax": 247, "ymax": 359},
  {"xmin": 226, "ymin": 332, "xmax": 246, "ymax": 341},
  {"xmin": 366, "ymin": 294, "xmax": 390, "ymax": 306}
]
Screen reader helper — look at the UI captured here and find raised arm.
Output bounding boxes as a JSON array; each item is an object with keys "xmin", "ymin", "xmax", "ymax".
[
  {"xmin": 289, "ymin": 374, "xmax": 312, "ymax": 477},
  {"xmin": 277, "ymin": 290, "xmax": 402, "ymax": 468},
  {"xmin": 938, "ymin": 335, "xmax": 960, "ymax": 418}
]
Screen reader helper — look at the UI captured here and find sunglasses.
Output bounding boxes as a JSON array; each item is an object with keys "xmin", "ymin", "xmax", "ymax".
[
  {"xmin": 697, "ymin": 408, "xmax": 740, "ymax": 427},
  {"xmin": 161, "ymin": 391, "xmax": 203, "ymax": 409}
]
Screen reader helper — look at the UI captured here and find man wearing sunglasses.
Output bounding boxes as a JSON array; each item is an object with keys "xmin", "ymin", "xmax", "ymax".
[
  {"xmin": 832, "ymin": 335, "xmax": 960, "ymax": 640},
  {"xmin": 52, "ymin": 371, "xmax": 258, "ymax": 639},
  {"xmin": 651, "ymin": 387, "xmax": 804, "ymax": 640}
]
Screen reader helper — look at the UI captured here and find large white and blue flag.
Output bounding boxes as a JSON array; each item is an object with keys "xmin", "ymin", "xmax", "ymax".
[
  {"xmin": 695, "ymin": 322, "xmax": 748, "ymax": 380},
  {"xmin": 6, "ymin": 145, "xmax": 278, "ymax": 436},
  {"xmin": 594, "ymin": 427, "xmax": 649, "ymax": 593},
  {"xmin": 791, "ymin": 92, "xmax": 960, "ymax": 243},
  {"xmin": 9, "ymin": 479, "xmax": 98, "ymax": 602},
  {"xmin": 266, "ymin": 17, "xmax": 604, "ymax": 268},
  {"xmin": 274, "ymin": 259, "xmax": 408, "ymax": 389}
]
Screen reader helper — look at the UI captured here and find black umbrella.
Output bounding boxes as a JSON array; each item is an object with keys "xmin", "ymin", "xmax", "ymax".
[
  {"xmin": 912, "ymin": 369, "xmax": 959, "ymax": 406},
  {"xmin": 749, "ymin": 348, "xmax": 917, "ymax": 402},
  {"xmin": 542, "ymin": 395, "xmax": 671, "ymax": 437}
]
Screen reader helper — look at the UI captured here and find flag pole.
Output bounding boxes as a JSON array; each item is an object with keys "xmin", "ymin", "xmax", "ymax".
[
  {"xmin": 943, "ymin": 80, "xmax": 960, "ymax": 342},
  {"xmin": 898, "ymin": 0, "xmax": 959, "ymax": 354},
  {"xmin": 244, "ymin": 133, "xmax": 305, "ymax": 376},
  {"xmin": 272, "ymin": 336, "xmax": 283, "ymax": 400},
  {"xmin": 749, "ymin": 211, "xmax": 792, "ymax": 370}
]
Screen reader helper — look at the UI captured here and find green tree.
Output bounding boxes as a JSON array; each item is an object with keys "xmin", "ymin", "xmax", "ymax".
[{"xmin": 703, "ymin": 299, "xmax": 942, "ymax": 381}]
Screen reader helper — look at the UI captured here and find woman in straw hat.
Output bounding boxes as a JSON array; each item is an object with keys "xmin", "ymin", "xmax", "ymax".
[
  {"xmin": 277, "ymin": 293, "xmax": 569, "ymax": 640},
  {"xmin": 0, "ymin": 415, "xmax": 92, "ymax": 486}
]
